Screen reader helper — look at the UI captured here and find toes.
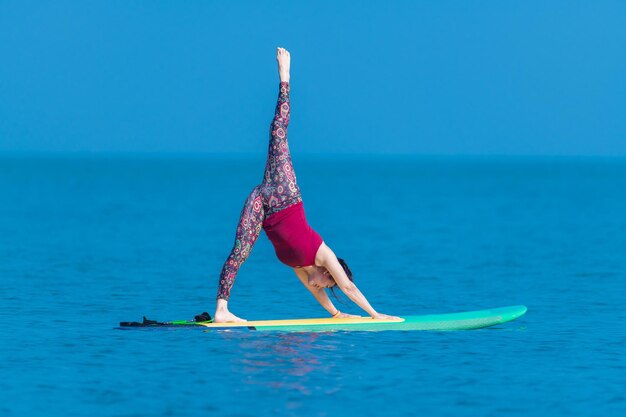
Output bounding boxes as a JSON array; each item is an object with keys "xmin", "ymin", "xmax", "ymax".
[{"xmin": 276, "ymin": 47, "xmax": 289, "ymax": 57}]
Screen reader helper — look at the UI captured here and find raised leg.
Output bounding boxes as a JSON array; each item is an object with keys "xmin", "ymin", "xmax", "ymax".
[
  {"xmin": 216, "ymin": 186, "xmax": 266, "ymax": 301},
  {"xmin": 261, "ymin": 80, "xmax": 302, "ymax": 214}
]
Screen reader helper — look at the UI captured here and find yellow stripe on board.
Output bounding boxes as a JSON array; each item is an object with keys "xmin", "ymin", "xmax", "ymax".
[{"xmin": 197, "ymin": 317, "xmax": 405, "ymax": 328}]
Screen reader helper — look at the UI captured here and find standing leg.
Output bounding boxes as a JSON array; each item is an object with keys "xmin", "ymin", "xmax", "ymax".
[{"xmin": 216, "ymin": 185, "xmax": 266, "ymax": 301}]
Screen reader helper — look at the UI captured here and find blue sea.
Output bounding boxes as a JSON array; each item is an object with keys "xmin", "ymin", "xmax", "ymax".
[{"xmin": 1, "ymin": 154, "xmax": 625, "ymax": 417}]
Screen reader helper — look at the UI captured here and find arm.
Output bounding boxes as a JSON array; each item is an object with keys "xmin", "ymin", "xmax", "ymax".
[
  {"xmin": 316, "ymin": 243, "xmax": 399, "ymax": 320},
  {"xmin": 294, "ymin": 269, "xmax": 341, "ymax": 316},
  {"xmin": 294, "ymin": 268, "xmax": 359, "ymax": 318}
]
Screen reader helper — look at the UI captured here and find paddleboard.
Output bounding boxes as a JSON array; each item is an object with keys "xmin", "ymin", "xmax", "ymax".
[{"xmin": 119, "ymin": 305, "xmax": 527, "ymax": 332}]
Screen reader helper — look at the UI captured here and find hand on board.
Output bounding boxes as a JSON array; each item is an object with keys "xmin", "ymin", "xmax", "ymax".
[
  {"xmin": 371, "ymin": 313, "xmax": 401, "ymax": 320},
  {"xmin": 333, "ymin": 312, "xmax": 361, "ymax": 319}
]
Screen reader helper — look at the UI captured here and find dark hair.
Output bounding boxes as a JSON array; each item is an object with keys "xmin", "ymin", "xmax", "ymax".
[
  {"xmin": 337, "ymin": 258, "xmax": 353, "ymax": 282},
  {"xmin": 329, "ymin": 257, "xmax": 353, "ymax": 301}
]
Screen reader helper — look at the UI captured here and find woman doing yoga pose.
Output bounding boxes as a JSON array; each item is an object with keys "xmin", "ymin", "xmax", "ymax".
[{"xmin": 214, "ymin": 47, "xmax": 398, "ymax": 323}]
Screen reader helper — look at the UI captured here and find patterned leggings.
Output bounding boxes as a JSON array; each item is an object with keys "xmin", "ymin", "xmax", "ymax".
[{"xmin": 216, "ymin": 82, "xmax": 302, "ymax": 300}]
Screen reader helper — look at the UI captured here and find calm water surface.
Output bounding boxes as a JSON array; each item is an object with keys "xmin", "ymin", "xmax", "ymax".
[{"xmin": 1, "ymin": 155, "xmax": 625, "ymax": 416}]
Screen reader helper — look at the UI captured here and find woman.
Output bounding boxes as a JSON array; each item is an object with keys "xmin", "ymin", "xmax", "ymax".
[{"xmin": 214, "ymin": 47, "xmax": 399, "ymax": 323}]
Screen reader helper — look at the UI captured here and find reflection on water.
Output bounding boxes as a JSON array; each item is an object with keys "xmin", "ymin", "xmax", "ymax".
[{"xmin": 222, "ymin": 332, "xmax": 340, "ymax": 395}]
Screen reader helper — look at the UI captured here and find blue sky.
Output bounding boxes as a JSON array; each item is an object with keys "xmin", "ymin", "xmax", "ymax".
[{"xmin": 0, "ymin": 1, "xmax": 624, "ymax": 155}]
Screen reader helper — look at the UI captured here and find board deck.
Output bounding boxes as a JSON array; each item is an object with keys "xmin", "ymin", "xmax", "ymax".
[{"xmin": 119, "ymin": 305, "xmax": 527, "ymax": 332}]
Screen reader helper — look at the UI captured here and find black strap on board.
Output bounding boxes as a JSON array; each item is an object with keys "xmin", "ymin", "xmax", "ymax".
[
  {"xmin": 119, "ymin": 316, "xmax": 166, "ymax": 327},
  {"xmin": 119, "ymin": 312, "xmax": 213, "ymax": 327},
  {"xmin": 194, "ymin": 312, "xmax": 212, "ymax": 322}
]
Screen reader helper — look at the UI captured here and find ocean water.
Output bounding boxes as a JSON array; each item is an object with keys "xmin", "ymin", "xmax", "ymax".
[{"xmin": 1, "ymin": 154, "xmax": 625, "ymax": 417}]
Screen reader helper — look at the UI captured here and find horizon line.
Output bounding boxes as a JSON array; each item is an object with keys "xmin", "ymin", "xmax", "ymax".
[{"xmin": 1, "ymin": 150, "xmax": 625, "ymax": 160}]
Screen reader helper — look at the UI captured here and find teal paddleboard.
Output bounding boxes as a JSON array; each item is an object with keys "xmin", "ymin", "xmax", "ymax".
[{"xmin": 119, "ymin": 305, "xmax": 527, "ymax": 332}]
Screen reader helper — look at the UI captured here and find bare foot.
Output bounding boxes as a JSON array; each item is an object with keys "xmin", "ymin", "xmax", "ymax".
[
  {"xmin": 276, "ymin": 47, "xmax": 290, "ymax": 83},
  {"xmin": 214, "ymin": 309, "xmax": 247, "ymax": 323}
]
